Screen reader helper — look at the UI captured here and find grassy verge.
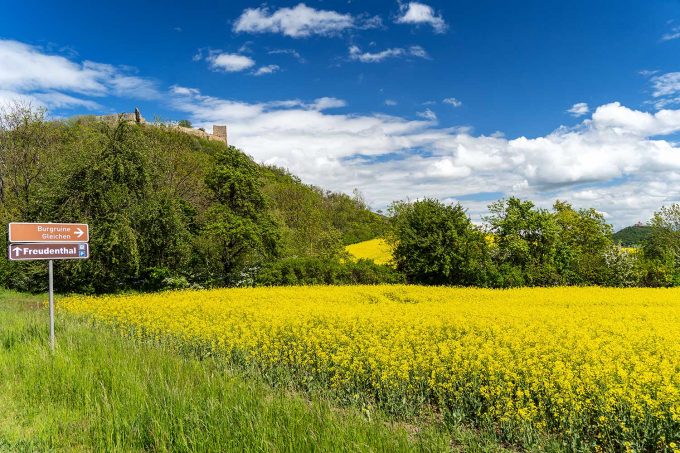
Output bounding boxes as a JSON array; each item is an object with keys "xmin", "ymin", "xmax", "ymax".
[{"xmin": 0, "ymin": 290, "xmax": 516, "ymax": 452}]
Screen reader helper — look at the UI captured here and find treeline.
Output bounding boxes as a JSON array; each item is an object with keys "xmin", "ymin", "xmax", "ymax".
[
  {"xmin": 388, "ymin": 198, "xmax": 680, "ymax": 287},
  {"xmin": 0, "ymin": 105, "xmax": 388, "ymax": 293}
]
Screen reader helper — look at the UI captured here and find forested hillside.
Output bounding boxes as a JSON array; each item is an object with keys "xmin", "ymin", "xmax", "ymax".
[
  {"xmin": 613, "ymin": 225, "xmax": 653, "ymax": 246},
  {"xmin": 0, "ymin": 106, "xmax": 386, "ymax": 293}
]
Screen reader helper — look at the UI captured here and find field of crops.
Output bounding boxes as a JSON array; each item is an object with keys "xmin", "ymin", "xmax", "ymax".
[
  {"xmin": 61, "ymin": 286, "xmax": 680, "ymax": 451},
  {"xmin": 344, "ymin": 238, "xmax": 394, "ymax": 265}
]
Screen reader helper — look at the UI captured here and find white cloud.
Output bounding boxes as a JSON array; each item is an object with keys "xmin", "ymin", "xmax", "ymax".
[
  {"xmin": 268, "ymin": 49, "xmax": 305, "ymax": 62},
  {"xmin": 567, "ymin": 102, "xmax": 589, "ymax": 117},
  {"xmin": 0, "ymin": 39, "xmax": 159, "ymax": 110},
  {"xmin": 234, "ymin": 3, "xmax": 363, "ymax": 38},
  {"xmin": 661, "ymin": 26, "xmax": 680, "ymax": 41},
  {"xmin": 207, "ymin": 53, "xmax": 255, "ymax": 72},
  {"xmin": 170, "ymin": 89, "xmax": 680, "ymax": 228},
  {"xmin": 348, "ymin": 45, "xmax": 429, "ymax": 63},
  {"xmin": 443, "ymin": 97, "xmax": 462, "ymax": 107},
  {"xmin": 651, "ymin": 72, "xmax": 680, "ymax": 97},
  {"xmin": 644, "ymin": 72, "xmax": 680, "ymax": 108},
  {"xmin": 395, "ymin": 2, "xmax": 447, "ymax": 33},
  {"xmin": 310, "ymin": 97, "xmax": 346, "ymax": 110},
  {"xmin": 416, "ymin": 108, "xmax": 437, "ymax": 121},
  {"xmin": 591, "ymin": 102, "xmax": 680, "ymax": 136},
  {"xmin": 253, "ymin": 65, "xmax": 280, "ymax": 76},
  {"xmin": 385, "ymin": 99, "xmax": 398, "ymax": 106},
  {"xmin": 171, "ymin": 85, "xmax": 200, "ymax": 96}
]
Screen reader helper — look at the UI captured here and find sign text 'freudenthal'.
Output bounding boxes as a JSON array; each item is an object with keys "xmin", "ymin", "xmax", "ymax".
[{"xmin": 8, "ymin": 243, "xmax": 89, "ymax": 261}]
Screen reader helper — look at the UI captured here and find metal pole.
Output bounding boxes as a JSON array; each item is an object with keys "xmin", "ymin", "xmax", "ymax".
[{"xmin": 48, "ymin": 259, "xmax": 54, "ymax": 351}]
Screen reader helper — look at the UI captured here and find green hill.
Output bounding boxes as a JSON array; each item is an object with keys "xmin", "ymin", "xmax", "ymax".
[
  {"xmin": 613, "ymin": 225, "xmax": 652, "ymax": 246},
  {"xmin": 0, "ymin": 106, "xmax": 385, "ymax": 293}
]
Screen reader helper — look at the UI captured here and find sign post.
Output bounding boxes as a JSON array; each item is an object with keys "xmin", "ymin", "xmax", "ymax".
[
  {"xmin": 7, "ymin": 222, "xmax": 90, "ymax": 351},
  {"xmin": 49, "ymin": 259, "xmax": 54, "ymax": 351}
]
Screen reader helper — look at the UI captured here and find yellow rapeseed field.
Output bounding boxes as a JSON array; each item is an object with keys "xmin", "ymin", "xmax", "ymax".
[
  {"xmin": 60, "ymin": 286, "xmax": 680, "ymax": 450},
  {"xmin": 344, "ymin": 238, "xmax": 393, "ymax": 265}
]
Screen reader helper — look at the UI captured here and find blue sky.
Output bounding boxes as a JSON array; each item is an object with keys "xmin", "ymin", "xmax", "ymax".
[{"xmin": 2, "ymin": 0, "xmax": 680, "ymax": 227}]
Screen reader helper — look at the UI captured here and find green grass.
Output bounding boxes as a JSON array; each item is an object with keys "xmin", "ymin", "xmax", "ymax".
[{"xmin": 0, "ymin": 290, "xmax": 526, "ymax": 452}]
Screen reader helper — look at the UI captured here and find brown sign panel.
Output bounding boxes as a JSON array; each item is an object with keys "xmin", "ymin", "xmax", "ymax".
[
  {"xmin": 9, "ymin": 223, "xmax": 89, "ymax": 243},
  {"xmin": 8, "ymin": 243, "xmax": 90, "ymax": 261}
]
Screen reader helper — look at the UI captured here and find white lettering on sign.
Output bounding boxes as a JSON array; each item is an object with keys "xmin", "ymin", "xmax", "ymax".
[{"xmin": 17, "ymin": 246, "xmax": 77, "ymax": 256}]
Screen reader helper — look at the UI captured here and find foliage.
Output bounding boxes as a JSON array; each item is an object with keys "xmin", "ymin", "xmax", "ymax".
[
  {"xmin": 254, "ymin": 256, "xmax": 404, "ymax": 286},
  {"xmin": 388, "ymin": 199, "xmax": 490, "ymax": 285},
  {"xmin": 177, "ymin": 119, "xmax": 192, "ymax": 128},
  {"xmin": 485, "ymin": 197, "xmax": 561, "ymax": 286},
  {"xmin": 387, "ymin": 197, "xmax": 638, "ymax": 288},
  {"xmin": 641, "ymin": 204, "xmax": 680, "ymax": 286},
  {"xmin": 201, "ymin": 146, "xmax": 281, "ymax": 285},
  {"xmin": 260, "ymin": 166, "xmax": 387, "ymax": 255},
  {"xmin": 0, "ymin": 106, "xmax": 386, "ymax": 292},
  {"xmin": 61, "ymin": 285, "xmax": 680, "ymax": 452}
]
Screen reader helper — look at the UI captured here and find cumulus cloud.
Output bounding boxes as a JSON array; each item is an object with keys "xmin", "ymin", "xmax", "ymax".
[
  {"xmin": 233, "ymin": 3, "xmax": 379, "ymax": 38},
  {"xmin": 395, "ymin": 2, "xmax": 447, "ymax": 33},
  {"xmin": 0, "ymin": 39, "xmax": 159, "ymax": 109},
  {"xmin": 206, "ymin": 53, "xmax": 255, "ymax": 72},
  {"xmin": 348, "ymin": 45, "xmax": 428, "ymax": 63},
  {"xmin": 443, "ymin": 97, "xmax": 462, "ymax": 107},
  {"xmin": 169, "ymin": 88, "xmax": 680, "ymax": 228},
  {"xmin": 567, "ymin": 102, "xmax": 589, "ymax": 117},
  {"xmin": 591, "ymin": 102, "xmax": 680, "ymax": 136}
]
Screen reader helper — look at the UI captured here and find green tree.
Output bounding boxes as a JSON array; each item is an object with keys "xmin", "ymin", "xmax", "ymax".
[
  {"xmin": 200, "ymin": 146, "xmax": 280, "ymax": 284},
  {"xmin": 552, "ymin": 200, "xmax": 613, "ymax": 284},
  {"xmin": 485, "ymin": 197, "xmax": 560, "ymax": 286},
  {"xmin": 177, "ymin": 119, "xmax": 192, "ymax": 128},
  {"xmin": 388, "ymin": 199, "xmax": 490, "ymax": 285},
  {"xmin": 641, "ymin": 204, "xmax": 680, "ymax": 286}
]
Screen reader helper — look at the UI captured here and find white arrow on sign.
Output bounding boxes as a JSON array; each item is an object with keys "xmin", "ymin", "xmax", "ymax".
[
  {"xmin": 75, "ymin": 228, "xmax": 84, "ymax": 239},
  {"xmin": 13, "ymin": 246, "xmax": 21, "ymax": 257}
]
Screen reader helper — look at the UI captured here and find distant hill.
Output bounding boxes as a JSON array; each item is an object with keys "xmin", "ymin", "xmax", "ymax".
[{"xmin": 613, "ymin": 225, "xmax": 652, "ymax": 246}]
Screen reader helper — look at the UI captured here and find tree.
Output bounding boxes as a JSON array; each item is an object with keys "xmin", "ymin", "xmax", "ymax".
[
  {"xmin": 388, "ymin": 199, "xmax": 490, "ymax": 285},
  {"xmin": 485, "ymin": 197, "xmax": 560, "ymax": 286},
  {"xmin": 552, "ymin": 200, "xmax": 612, "ymax": 284},
  {"xmin": 0, "ymin": 103, "xmax": 62, "ymax": 218},
  {"xmin": 641, "ymin": 204, "xmax": 680, "ymax": 286},
  {"xmin": 177, "ymin": 119, "xmax": 192, "ymax": 128},
  {"xmin": 200, "ymin": 146, "xmax": 280, "ymax": 284}
]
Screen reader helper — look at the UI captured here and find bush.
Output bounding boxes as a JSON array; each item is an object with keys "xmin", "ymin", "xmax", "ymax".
[{"xmin": 254, "ymin": 257, "xmax": 404, "ymax": 286}]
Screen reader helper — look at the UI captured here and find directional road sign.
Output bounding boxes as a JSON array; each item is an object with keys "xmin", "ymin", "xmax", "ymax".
[
  {"xmin": 8, "ymin": 223, "xmax": 89, "ymax": 243},
  {"xmin": 8, "ymin": 243, "xmax": 89, "ymax": 261}
]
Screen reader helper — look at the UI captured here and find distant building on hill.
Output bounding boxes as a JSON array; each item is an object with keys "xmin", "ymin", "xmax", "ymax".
[{"xmin": 94, "ymin": 107, "xmax": 228, "ymax": 146}]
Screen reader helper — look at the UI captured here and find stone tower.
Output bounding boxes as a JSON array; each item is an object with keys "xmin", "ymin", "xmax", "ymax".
[{"xmin": 213, "ymin": 125, "xmax": 227, "ymax": 145}]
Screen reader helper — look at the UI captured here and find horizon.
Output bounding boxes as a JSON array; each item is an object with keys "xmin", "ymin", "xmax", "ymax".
[{"xmin": 2, "ymin": 0, "xmax": 680, "ymax": 228}]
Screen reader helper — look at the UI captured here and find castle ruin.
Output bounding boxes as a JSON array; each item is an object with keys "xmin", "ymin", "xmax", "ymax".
[{"xmin": 95, "ymin": 108, "xmax": 228, "ymax": 146}]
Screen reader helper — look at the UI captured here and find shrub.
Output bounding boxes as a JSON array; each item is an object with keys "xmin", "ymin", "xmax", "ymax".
[{"xmin": 254, "ymin": 257, "xmax": 404, "ymax": 286}]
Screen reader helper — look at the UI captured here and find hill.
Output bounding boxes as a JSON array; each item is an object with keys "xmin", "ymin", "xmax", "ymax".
[
  {"xmin": 0, "ymin": 106, "xmax": 386, "ymax": 293},
  {"xmin": 613, "ymin": 225, "xmax": 652, "ymax": 246}
]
